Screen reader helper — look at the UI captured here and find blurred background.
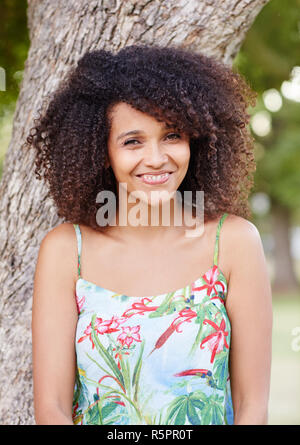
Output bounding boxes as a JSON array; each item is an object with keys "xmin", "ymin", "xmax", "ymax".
[{"xmin": 0, "ymin": 0, "xmax": 299, "ymax": 425}]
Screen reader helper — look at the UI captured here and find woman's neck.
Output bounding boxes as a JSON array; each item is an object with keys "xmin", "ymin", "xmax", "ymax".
[{"xmin": 101, "ymin": 194, "xmax": 203, "ymax": 243}]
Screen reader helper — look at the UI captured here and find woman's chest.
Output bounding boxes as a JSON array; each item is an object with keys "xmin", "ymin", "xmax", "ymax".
[{"xmin": 81, "ymin": 226, "xmax": 227, "ymax": 298}]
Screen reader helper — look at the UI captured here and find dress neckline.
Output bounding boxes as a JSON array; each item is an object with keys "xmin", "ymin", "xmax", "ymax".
[{"xmin": 76, "ymin": 264, "xmax": 228, "ymax": 299}]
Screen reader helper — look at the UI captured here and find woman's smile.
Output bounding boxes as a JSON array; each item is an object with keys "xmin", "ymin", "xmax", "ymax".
[{"xmin": 135, "ymin": 171, "xmax": 173, "ymax": 185}]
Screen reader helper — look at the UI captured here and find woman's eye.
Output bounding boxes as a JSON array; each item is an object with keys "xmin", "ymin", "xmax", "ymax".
[
  {"xmin": 166, "ymin": 133, "xmax": 181, "ymax": 140},
  {"xmin": 123, "ymin": 139, "xmax": 140, "ymax": 146},
  {"xmin": 123, "ymin": 133, "xmax": 181, "ymax": 146}
]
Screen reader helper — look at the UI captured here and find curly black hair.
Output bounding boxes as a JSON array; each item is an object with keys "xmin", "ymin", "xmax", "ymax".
[{"xmin": 23, "ymin": 44, "xmax": 257, "ymax": 230}]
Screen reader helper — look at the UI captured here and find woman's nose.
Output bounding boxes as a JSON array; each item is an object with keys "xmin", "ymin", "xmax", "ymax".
[{"xmin": 143, "ymin": 142, "xmax": 168, "ymax": 166}]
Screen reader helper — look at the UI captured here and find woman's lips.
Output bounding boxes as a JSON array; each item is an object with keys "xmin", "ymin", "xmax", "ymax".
[{"xmin": 136, "ymin": 172, "xmax": 172, "ymax": 185}]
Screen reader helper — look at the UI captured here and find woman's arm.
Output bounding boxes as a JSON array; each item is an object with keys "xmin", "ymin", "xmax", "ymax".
[
  {"xmin": 225, "ymin": 216, "xmax": 273, "ymax": 425},
  {"xmin": 32, "ymin": 223, "xmax": 79, "ymax": 425}
]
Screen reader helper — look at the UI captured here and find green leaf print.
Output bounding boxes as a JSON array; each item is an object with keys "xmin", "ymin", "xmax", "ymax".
[
  {"xmin": 101, "ymin": 401, "xmax": 119, "ymax": 419},
  {"xmin": 164, "ymin": 390, "xmax": 208, "ymax": 425},
  {"xmin": 83, "ymin": 396, "xmax": 123, "ymax": 425},
  {"xmin": 85, "ymin": 403, "xmax": 100, "ymax": 425},
  {"xmin": 213, "ymin": 351, "xmax": 229, "ymax": 388},
  {"xmin": 189, "ymin": 398, "xmax": 205, "ymax": 410},
  {"xmin": 201, "ymin": 404, "xmax": 212, "ymax": 425},
  {"xmin": 118, "ymin": 354, "xmax": 131, "ymax": 398},
  {"xmin": 189, "ymin": 390, "xmax": 207, "ymax": 410},
  {"xmin": 188, "ymin": 309, "xmax": 205, "ymax": 356},
  {"xmin": 148, "ymin": 292, "xmax": 176, "ymax": 318},
  {"xmin": 212, "ymin": 404, "xmax": 224, "ymax": 425},
  {"xmin": 165, "ymin": 395, "xmax": 186, "ymax": 423},
  {"xmin": 167, "ymin": 298, "xmax": 190, "ymax": 315},
  {"xmin": 187, "ymin": 400, "xmax": 201, "ymax": 425},
  {"xmin": 85, "ymin": 324, "xmax": 147, "ymax": 423},
  {"xmin": 90, "ymin": 314, "xmax": 125, "ymax": 389},
  {"xmin": 103, "ymin": 414, "xmax": 128, "ymax": 425},
  {"xmin": 174, "ymin": 402, "xmax": 187, "ymax": 425},
  {"xmin": 194, "ymin": 393, "xmax": 225, "ymax": 425},
  {"xmin": 132, "ymin": 340, "xmax": 145, "ymax": 401}
]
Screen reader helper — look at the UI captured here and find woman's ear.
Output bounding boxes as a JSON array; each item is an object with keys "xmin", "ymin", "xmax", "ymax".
[{"xmin": 104, "ymin": 157, "xmax": 110, "ymax": 169}]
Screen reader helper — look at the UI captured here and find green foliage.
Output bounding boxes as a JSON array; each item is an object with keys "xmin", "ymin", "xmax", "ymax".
[
  {"xmin": 251, "ymin": 96, "xmax": 300, "ymax": 209},
  {"xmin": 234, "ymin": 0, "xmax": 300, "ymax": 93},
  {"xmin": 0, "ymin": 0, "xmax": 29, "ymax": 113},
  {"xmin": 234, "ymin": 0, "xmax": 300, "ymax": 216},
  {"xmin": 0, "ymin": 1, "xmax": 29, "ymax": 180}
]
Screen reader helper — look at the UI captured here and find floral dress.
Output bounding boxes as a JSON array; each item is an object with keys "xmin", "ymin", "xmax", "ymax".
[{"xmin": 72, "ymin": 212, "xmax": 234, "ymax": 425}]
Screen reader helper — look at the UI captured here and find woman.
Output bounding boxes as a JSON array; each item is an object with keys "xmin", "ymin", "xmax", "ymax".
[{"xmin": 26, "ymin": 45, "xmax": 272, "ymax": 425}]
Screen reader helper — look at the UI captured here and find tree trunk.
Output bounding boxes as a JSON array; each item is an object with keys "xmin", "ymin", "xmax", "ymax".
[
  {"xmin": 271, "ymin": 202, "xmax": 299, "ymax": 295},
  {"xmin": 0, "ymin": 0, "xmax": 269, "ymax": 425}
]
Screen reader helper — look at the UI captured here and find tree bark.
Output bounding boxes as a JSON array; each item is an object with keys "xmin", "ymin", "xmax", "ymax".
[
  {"xmin": 271, "ymin": 202, "xmax": 300, "ymax": 295},
  {"xmin": 0, "ymin": 0, "xmax": 269, "ymax": 425}
]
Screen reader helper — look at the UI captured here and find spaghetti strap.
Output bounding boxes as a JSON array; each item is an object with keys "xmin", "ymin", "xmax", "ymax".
[
  {"xmin": 213, "ymin": 213, "xmax": 228, "ymax": 267},
  {"xmin": 73, "ymin": 224, "xmax": 82, "ymax": 279}
]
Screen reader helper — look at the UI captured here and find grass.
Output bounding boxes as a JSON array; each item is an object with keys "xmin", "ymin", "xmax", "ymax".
[{"xmin": 268, "ymin": 293, "xmax": 300, "ymax": 424}]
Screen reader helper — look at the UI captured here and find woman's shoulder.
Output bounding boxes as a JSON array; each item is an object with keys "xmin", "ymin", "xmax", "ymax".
[
  {"xmin": 214, "ymin": 214, "xmax": 266, "ymax": 294},
  {"xmin": 40, "ymin": 222, "xmax": 106, "ymax": 256},
  {"xmin": 40, "ymin": 222, "xmax": 78, "ymax": 250},
  {"xmin": 223, "ymin": 213, "xmax": 261, "ymax": 242},
  {"xmin": 33, "ymin": 223, "xmax": 81, "ymax": 300},
  {"xmin": 36, "ymin": 223, "xmax": 79, "ymax": 279},
  {"xmin": 222, "ymin": 213, "xmax": 265, "ymax": 272}
]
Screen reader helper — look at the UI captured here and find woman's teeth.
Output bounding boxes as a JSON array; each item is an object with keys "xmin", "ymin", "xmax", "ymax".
[
  {"xmin": 139, "ymin": 172, "xmax": 171, "ymax": 184},
  {"xmin": 143, "ymin": 173, "xmax": 168, "ymax": 181}
]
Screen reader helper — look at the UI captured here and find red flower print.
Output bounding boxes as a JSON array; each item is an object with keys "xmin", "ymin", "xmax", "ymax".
[
  {"xmin": 200, "ymin": 318, "xmax": 229, "ymax": 363},
  {"xmin": 77, "ymin": 316, "xmax": 123, "ymax": 348},
  {"xmin": 174, "ymin": 368, "xmax": 210, "ymax": 377},
  {"xmin": 112, "ymin": 346, "xmax": 131, "ymax": 370},
  {"xmin": 96, "ymin": 315, "xmax": 122, "ymax": 334},
  {"xmin": 76, "ymin": 295, "xmax": 85, "ymax": 314},
  {"xmin": 117, "ymin": 325, "xmax": 142, "ymax": 348},
  {"xmin": 148, "ymin": 324, "xmax": 178, "ymax": 357},
  {"xmin": 148, "ymin": 308, "xmax": 197, "ymax": 356},
  {"xmin": 78, "ymin": 321, "xmax": 96, "ymax": 348},
  {"xmin": 72, "ymin": 402, "xmax": 79, "ymax": 418},
  {"xmin": 210, "ymin": 294, "xmax": 225, "ymax": 305},
  {"xmin": 97, "ymin": 374, "xmax": 126, "ymax": 394},
  {"xmin": 170, "ymin": 308, "xmax": 197, "ymax": 332},
  {"xmin": 72, "ymin": 402, "xmax": 83, "ymax": 424},
  {"xmin": 122, "ymin": 298, "xmax": 159, "ymax": 319},
  {"xmin": 105, "ymin": 395, "xmax": 125, "ymax": 406},
  {"xmin": 192, "ymin": 265, "xmax": 225, "ymax": 296}
]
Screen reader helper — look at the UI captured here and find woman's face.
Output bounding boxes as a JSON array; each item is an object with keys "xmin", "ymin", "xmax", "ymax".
[{"xmin": 107, "ymin": 102, "xmax": 190, "ymax": 206}]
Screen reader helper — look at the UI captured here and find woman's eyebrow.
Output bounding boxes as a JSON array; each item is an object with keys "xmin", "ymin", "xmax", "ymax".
[
  {"xmin": 116, "ymin": 130, "xmax": 143, "ymax": 141},
  {"xmin": 116, "ymin": 125, "xmax": 177, "ymax": 141}
]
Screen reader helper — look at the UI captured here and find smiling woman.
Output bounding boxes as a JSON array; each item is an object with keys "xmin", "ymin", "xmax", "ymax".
[
  {"xmin": 106, "ymin": 102, "xmax": 191, "ymax": 215},
  {"xmin": 23, "ymin": 44, "xmax": 257, "ymax": 228},
  {"xmin": 24, "ymin": 44, "xmax": 272, "ymax": 426}
]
